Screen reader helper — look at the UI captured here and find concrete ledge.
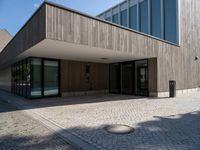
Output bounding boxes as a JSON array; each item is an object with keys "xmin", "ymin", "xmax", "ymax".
[{"xmin": 62, "ymin": 90, "xmax": 109, "ymax": 97}]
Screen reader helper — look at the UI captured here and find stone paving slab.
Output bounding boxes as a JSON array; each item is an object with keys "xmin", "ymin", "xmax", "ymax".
[
  {"xmin": 0, "ymin": 91, "xmax": 200, "ymax": 150},
  {"xmin": 0, "ymin": 100, "xmax": 75, "ymax": 150},
  {"xmin": 0, "ymin": 91, "xmax": 98, "ymax": 150}
]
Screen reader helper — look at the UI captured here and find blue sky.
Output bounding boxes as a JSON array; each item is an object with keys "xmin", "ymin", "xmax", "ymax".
[{"xmin": 0, "ymin": 0, "xmax": 123, "ymax": 36}]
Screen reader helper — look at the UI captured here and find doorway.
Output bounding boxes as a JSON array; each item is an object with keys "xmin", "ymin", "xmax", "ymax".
[
  {"xmin": 135, "ymin": 60, "xmax": 148, "ymax": 96},
  {"xmin": 121, "ymin": 63, "xmax": 134, "ymax": 94},
  {"xmin": 43, "ymin": 60, "xmax": 59, "ymax": 97},
  {"xmin": 109, "ymin": 59, "xmax": 148, "ymax": 96},
  {"xmin": 137, "ymin": 66, "xmax": 148, "ymax": 96}
]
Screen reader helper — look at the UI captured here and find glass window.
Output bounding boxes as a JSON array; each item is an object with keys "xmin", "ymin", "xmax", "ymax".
[
  {"xmin": 112, "ymin": 13, "xmax": 119, "ymax": 24},
  {"xmin": 11, "ymin": 58, "xmax": 60, "ymax": 98},
  {"xmin": 151, "ymin": 0, "xmax": 162, "ymax": 38},
  {"xmin": 14, "ymin": 65, "xmax": 16, "ymax": 94},
  {"xmin": 44, "ymin": 60, "xmax": 59, "ymax": 96},
  {"xmin": 139, "ymin": 0, "xmax": 149, "ymax": 34},
  {"xmin": 16, "ymin": 63, "xmax": 20, "ymax": 95},
  {"xmin": 31, "ymin": 58, "xmax": 42, "ymax": 98},
  {"xmin": 22, "ymin": 60, "xmax": 27, "ymax": 97},
  {"xmin": 26, "ymin": 58, "xmax": 31, "ymax": 98},
  {"xmin": 11, "ymin": 65, "xmax": 14, "ymax": 93},
  {"xmin": 105, "ymin": 17, "xmax": 111, "ymax": 21},
  {"xmin": 120, "ymin": 9, "xmax": 128, "ymax": 27},
  {"xmin": 135, "ymin": 60, "xmax": 148, "ymax": 96},
  {"xmin": 19, "ymin": 62, "xmax": 23, "ymax": 96},
  {"xmin": 164, "ymin": 0, "xmax": 178, "ymax": 43},
  {"xmin": 129, "ymin": 5, "xmax": 138, "ymax": 30},
  {"xmin": 121, "ymin": 63, "xmax": 133, "ymax": 94}
]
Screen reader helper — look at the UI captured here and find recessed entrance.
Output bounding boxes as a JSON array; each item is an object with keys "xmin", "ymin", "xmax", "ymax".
[
  {"xmin": 121, "ymin": 63, "xmax": 134, "ymax": 94},
  {"xmin": 109, "ymin": 59, "xmax": 148, "ymax": 96}
]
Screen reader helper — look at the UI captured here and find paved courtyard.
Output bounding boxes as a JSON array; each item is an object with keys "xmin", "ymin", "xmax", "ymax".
[
  {"xmin": 0, "ymin": 91, "xmax": 200, "ymax": 150},
  {"xmin": 0, "ymin": 100, "xmax": 75, "ymax": 150}
]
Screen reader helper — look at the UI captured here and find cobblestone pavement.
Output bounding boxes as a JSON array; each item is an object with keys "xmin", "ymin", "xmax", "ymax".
[
  {"xmin": 1, "ymin": 92, "xmax": 200, "ymax": 150},
  {"xmin": 0, "ymin": 100, "xmax": 75, "ymax": 150},
  {"xmin": 29, "ymin": 93, "xmax": 200, "ymax": 150}
]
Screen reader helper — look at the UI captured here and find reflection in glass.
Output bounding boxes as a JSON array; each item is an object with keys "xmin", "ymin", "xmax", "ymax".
[
  {"xmin": 135, "ymin": 60, "xmax": 148, "ymax": 96},
  {"xmin": 19, "ymin": 62, "xmax": 23, "ymax": 96},
  {"xmin": 139, "ymin": 0, "xmax": 149, "ymax": 34},
  {"xmin": 16, "ymin": 63, "xmax": 20, "ymax": 95},
  {"xmin": 26, "ymin": 59, "xmax": 31, "ymax": 98},
  {"xmin": 105, "ymin": 17, "xmax": 111, "ymax": 21},
  {"xmin": 151, "ymin": 0, "xmax": 162, "ymax": 38},
  {"xmin": 112, "ymin": 14, "xmax": 119, "ymax": 24},
  {"xmin": 22, "ymin": 60, "xmax": 27, "ymax": 97},
  {"xmin": 44, "ymin": 60, "xmax": 59, "ymax": 96},
  {"xmin": 31, "ymin": 58, "xmax": 42, "ymax": 97},
  {"xmin": 120, "ymin": 9, "xmax": 128, "ymax": 27},
  {"xmin": 164, "ymin": 0, "xmax": 177, "ymax": 43},
  {"xmin": 129, "ymin": 5, "xmax": 137, "ymax": 30}
]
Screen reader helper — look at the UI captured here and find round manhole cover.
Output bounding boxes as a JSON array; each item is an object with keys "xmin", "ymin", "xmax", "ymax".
[{"xmin": 104, "ymin": 124, "xmax": 135, "ymax": 135}]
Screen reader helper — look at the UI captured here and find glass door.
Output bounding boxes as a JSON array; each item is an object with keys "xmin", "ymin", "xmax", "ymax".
[
  {"xmin": 137, "ymin": 66, "xmax": 148, "ymax": 96},
  {"xmin": 121, "ymin": 63, "xmax": 133, "ymax": 94},
  {"xmin": 109, "ymin": 64, "xmax": 120, "ymax": 93},
  {"xmin": 31, "ymin": 58, "xmax": 42, "ymax": 98},
  {"xmin": 44, "ymin": 60, "xmax": 59, "ymax": 96}
]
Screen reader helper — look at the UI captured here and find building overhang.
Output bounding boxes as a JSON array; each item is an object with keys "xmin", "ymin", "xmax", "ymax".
[
  {"xmin": 0, "ymin": 1, "xmax": 180, "ymax": 69},
  {"xmin": 16, "ymin": 39, "xmax": 143, "ymax": 64}
]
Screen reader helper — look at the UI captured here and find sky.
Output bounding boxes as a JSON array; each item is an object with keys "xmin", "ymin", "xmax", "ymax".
[{"xmin": 0, "ymin": 0, "xmax": 124, "ymax": 36}]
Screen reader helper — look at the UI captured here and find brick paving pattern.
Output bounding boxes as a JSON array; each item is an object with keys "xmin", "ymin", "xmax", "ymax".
[
  {"xmin": 1, "ymin": 91, "xmax": 200, "ymax": 150},
  {"xmin": 30, "ymin": 94, "xmax": 200, "ymax": 150},
  {"xmin": 0, "ymin": 100, "xmax": 75, "ymax": 150}
]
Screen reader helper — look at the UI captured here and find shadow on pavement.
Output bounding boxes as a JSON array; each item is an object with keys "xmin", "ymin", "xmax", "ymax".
[
  {"xmin": 0, "ymin": 133, "xmax": 75, "ymax": 150},
  {"xmin": 1, "ymin": 111, "xmax": 200, "ymax": 150},
  {"xmin": 0, "ymin": 90, "xmax": 147, "ymax": 112}
]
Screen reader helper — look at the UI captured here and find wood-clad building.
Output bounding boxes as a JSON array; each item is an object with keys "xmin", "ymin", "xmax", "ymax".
[{"xmin": 0, "ymin": 0, "xmax": 199, "ymax": 98}]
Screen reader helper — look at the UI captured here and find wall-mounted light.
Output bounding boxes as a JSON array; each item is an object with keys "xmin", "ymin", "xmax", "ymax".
[{"xmin": 195, "ymin": 56, "xmax": 199, "ymax": 61}]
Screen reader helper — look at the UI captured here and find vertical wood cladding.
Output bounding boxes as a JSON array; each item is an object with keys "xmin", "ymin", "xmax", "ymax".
[
  {"xmin": 1, "ymin": 1, "xmax": 199, "ymax": 94},
  {"xmin": 61, "ymin": 60, "xmax": 109, "ymax": 93},
  {"xmin": 45, "ymin": 1, "xmax": 200, "ymax": 93},
  {"xmin": 0, "ymin": 5, "xmax": 45, "ymax": 67},
  {"xmin": 148, "ymin": 58, "xmax": 157, "ymax": 93}
]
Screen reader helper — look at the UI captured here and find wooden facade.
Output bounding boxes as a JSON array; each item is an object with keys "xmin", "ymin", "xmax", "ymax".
[
  {"xmin": 61, "ymin": 60, "xmax": 109, "ymax": 93},
  {"xmin": 45, "ymin": 1, "xmax": 200, "ymax": 93},
  {"xmin": 1, "ymin": 0, "xmax": 200, "ymax": 95}
]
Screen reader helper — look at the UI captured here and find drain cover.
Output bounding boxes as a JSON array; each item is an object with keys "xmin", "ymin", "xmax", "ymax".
[{"xmin": 104, "ymin": 124, "xmax": 135, "ymax": 134}]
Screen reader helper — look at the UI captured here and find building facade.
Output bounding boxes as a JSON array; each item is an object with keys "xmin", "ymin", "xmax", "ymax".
[
  {"xmin": 98, "ymin": 0, "xmax": 179, "ymax": 44},
  {"xmin": 0, "ymin": 0, "xmax": 200, "ymax": 99}
]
